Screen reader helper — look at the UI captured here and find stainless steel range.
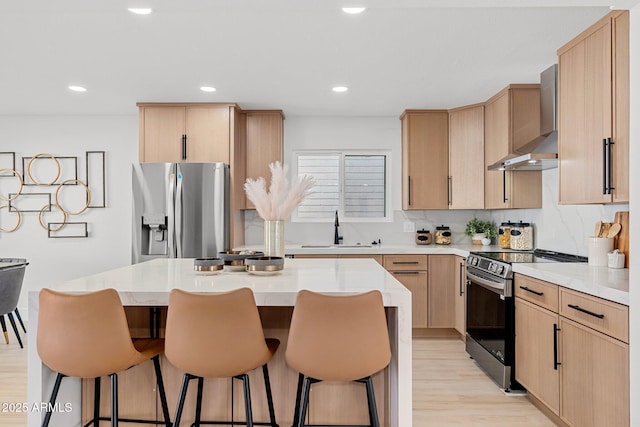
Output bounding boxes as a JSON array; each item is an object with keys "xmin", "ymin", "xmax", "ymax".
[{"xmin": 465, "ymin": 249, "xmax": 587, "ymax": 391}]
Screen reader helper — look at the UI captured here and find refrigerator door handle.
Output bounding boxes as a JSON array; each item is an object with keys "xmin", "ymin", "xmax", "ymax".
[
  {"xmin": 168, "ymin": 167, "xmax": 176, "ymax": 258},
  {"xmin": 175, "ymin": 164, "xmax": 184, "ymax": 258}
]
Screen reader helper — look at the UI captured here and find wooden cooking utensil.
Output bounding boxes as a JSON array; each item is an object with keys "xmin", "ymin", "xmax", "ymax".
[
  {"xmin": 607, "ymin": 223, "xmax": 622, "ymax": 238},
  {"xmin": 601, "ymin": 222, "xmax": 611, "ymax": 238},
  {"xmin": 614, "ymin": 211, "xmax": 629, "ymax": 268},
  {"xmin": 594, "ymin": 221, "xmax": 602, "ymax": 237}
]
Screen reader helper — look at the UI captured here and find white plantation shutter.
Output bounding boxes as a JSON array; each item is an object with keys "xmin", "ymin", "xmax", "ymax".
[
  {"xmin": 295, "ymin": 152, "xmax": 388, "ymax": 221},
  {"xmin": 344, "ymin": 155, "xmax": 386, "ymax": 218}
]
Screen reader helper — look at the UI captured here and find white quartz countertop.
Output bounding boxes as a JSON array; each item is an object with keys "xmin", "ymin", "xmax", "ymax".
[
  {"xmin": 512, "ymin": 262, "xmax": 629, "ymax": 305},
  {"xmin": 43, "ymin": 258, "xmax": 410, "ymax": 307},
  {"xmin": 236, "ymin": 244, "xmax": 630, "ymax": 306}
]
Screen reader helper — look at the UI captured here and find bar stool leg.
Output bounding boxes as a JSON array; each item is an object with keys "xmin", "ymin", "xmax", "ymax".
[
  {"xmin": 93, "ymin": 377, "xmax": 101, "ymax": 427},
  {"xmin": 152, "ymin": 356, "xmax": 172, "ymax": 427},
  {"xmin": 6, "ymin": 312, "xmax": 23, "ymax": 348},
  {"xmin": 194, "ymin": 377, "xmax": 204, "ymax": 427},
  {"xmin": 110, "ymin": 373, "xmax": 119, "ymax": 427},
  {"xmin": 261, "ymin": 364, "xmax": 278, "ymax": 427},
  {"xmin": 0, "ymin": 316, "xmax": 9, "ymax": 344},
  {"xmin": 296, "ymin": 377, "xmax": 313, "ymax": 427},
  {"xmin": 292, "ymin": 373, "xmax": 304, "ymax": 426},
  {"xmin": 14, "ymin": 308, "xmax": 27, "ymax": 333},
  {"xmin": 364, "ymin": 377, "xmax": 380, "ymax": 427},
  {"xmin": 173, "ymin": 374, "xmax": 193, "ymax": 427},
  {"xmin": 42, "ymin": 373, "xmax": 65, "ymax": 427},
  {"xmin": 239, "ymin": 374, "xmax": 254, "ymax": 427}
]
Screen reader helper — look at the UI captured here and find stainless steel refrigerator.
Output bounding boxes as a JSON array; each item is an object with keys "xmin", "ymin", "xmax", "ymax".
[{"xmin": 132, "ymin": 162, "xmax": 229, "ymax": 264}]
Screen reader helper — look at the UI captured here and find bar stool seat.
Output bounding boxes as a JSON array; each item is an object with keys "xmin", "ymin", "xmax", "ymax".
[
  {"xmin": 285, "ymin": 290, "xmax": 391, "ymax": 427},
  {"xmin": 165, "ymin": 287, "xmax": 279, "ymax": 427},
  {"xmin": 37, "ymin": 288, "xmax": 171, "ymax": 427}
]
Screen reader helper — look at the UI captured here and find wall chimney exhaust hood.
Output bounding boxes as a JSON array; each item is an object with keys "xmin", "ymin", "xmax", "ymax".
[{"xmin": 488, "ymin": 64, "xmax": 558, "ymax": 171}]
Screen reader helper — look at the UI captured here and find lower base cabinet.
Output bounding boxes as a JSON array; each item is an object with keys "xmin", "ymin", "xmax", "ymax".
[
  {"xmin": 515, "ymin": 274, "xmax": 629, "ymax": 427},
  {"xmin": 453, "ymin": 256, "xmax": 466, "ymax": 336}
]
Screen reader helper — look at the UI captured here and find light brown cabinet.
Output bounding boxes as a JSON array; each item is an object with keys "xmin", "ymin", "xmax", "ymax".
[
  {"xmin": 384, "ymin": 255, "xmax": 429, "ymax": 328},
  {"xmin": 137, "ymin": 103, "xmax": 235, "ymax": 163},
  {"xmin": 514, "ymin": 274, "xmax": 629, "ymax": 427},
  {"xmin": 400, "ymin": 110, "xmax": 449, "ymax": 209},
  {"xmin": 484, "ymin": 85, "xmax": 542, "ymax": 209},
  {"xmin": 243, "ymin": 110, "xmax": 284, "ymax": 209},
  {"xmin": 557, "ymin": 10, "xmax": 629, "ymax": 204},
  {"xmin": 453, "ymin": 255, "xmax": 466, "ymax": 336},
  {"xmin": 427, "ymin": 255, "xmax": 455, "ymax": 328},
  {"xmin": 448, "ymin": 104, "xmax": 485, "ymax": 209}
]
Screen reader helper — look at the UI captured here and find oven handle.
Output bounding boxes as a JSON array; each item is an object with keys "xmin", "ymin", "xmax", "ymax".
[{"xmin": 465, "ymin": 269, "xmax": 506, "ymax": 296}]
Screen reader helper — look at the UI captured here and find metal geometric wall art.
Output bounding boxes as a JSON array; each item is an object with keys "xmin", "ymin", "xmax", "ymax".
[{"xmin": 0, "ymin": 151, "xmax": 106, "ymax": 238}]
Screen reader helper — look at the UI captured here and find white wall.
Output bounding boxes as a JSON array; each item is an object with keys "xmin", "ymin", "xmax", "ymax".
[
  {"xmin": 628, "ymin": 6, "xmax": 639, "ymax": 426},
  {"xmin": 0, "ymin": 115, "xmax": 138, "ymax": 315}
]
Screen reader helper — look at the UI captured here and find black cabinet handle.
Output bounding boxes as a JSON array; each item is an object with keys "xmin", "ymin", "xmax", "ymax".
[
  {"xmin": 608, "ymin": 137, "xmax": 615, "ymax": 194},
  {"xmin": 393, "ymin": 261, "xmax": 420, "ymax": 265},
  {"xmin": 447, "ymin": 176, "xmax": 452, "ymax": 206},
  {"xmin": 459, "ymin": 261, "xmax": 465, "ymax": 296},
  {"xmin": 181, "ymin": 134, "xmax": 187, "ymax": 160},
  {"xmin": 393, "ymin": 271, "xmax": 420, "ymax": 275},
  {"xmin": 519, "ymin": 286, "xmax": 544, "ymax": 296},
  {"xmin": 502, "ymin": 170, "xmax": 508, "ymax": 203},
  {"xmin": 602, "ymin": 138, "xmax": 607, "ymax": 195},
  {"xmin": 567, "ymin": 304, "xmax": 605, "ymax": 319},
  {"xmin": 553, "ymin": 323, "xmax": 561, "ymax": 370},
  {"xmin": 408, "ymin": 176, "xmax": 412, "ymax": 206}
]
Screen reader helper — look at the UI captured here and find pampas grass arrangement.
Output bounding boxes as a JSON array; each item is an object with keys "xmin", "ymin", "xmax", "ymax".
[{"xmin": 244, "ymin": 161, "xmax": 314, "ymax": 220}]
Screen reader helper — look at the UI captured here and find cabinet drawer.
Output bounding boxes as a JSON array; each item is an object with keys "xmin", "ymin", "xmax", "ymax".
[
  {"xmin": 514, "ymin": 274, "xmax": 559, "ymax": 312},
  {"xmin": 383, "ymin": 255, "xmax": 428, "ymax": 271},
  {"xmin": 559, "ymin": 288, "xmax": 629, "ymax": 343}
]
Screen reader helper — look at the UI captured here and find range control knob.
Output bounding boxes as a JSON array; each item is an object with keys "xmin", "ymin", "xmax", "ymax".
[
  {"xmin": 488, "ymin": 263, "xmax": 496, "ymax": 273},
  {"xmin": 496, "ymin": 265, "xmax": 505, "ymax": 275}
]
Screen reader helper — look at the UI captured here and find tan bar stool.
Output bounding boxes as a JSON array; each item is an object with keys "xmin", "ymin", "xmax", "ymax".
[
  {"xmin": 285, "ymin": 290, "xmax": 391, "ymax": 427},
  {"xmin": 165, "ymin": 288, "xmax": 279, "ymax": 427},
  {"xmin": 37, "ymin": 288, "xmax": 171, "ymax": 427}
]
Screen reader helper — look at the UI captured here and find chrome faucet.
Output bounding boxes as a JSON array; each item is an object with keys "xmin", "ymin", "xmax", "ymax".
[{"xmin": 334, "ymin": 210, "xmax": 343, "ymax": 245}]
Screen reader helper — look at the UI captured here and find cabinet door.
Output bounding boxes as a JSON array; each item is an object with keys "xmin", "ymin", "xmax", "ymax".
[
  {"xmin": 558, "ymin": 20, "xmax": 612, "ymax": 204},
  {"xmin": 427, "ymin": 255, "xmax": 455, "ymax": 328},
  {"xmin": 448, "ymin": 105, "xmax": 484, "ymax": 209},
  {"xmin": 484, "ymin": 92, "xmax": 510, "ymax": 209},
  {"xmin": 401, "ymin": 111, "xmax": 449, "ymax": 209},
  {"xmin": 140, "ymin": 106, "xmax": 185, "ymax": 162},
  {"xmin": 453, "ymin": 256, "xmax": 466, "ymax": 335},
  {"xmin": 245, "ymin": 111, "xmax": 284, "ymax": 208},
  {"xmin": 389, "ymin": 270, "xmax": 428, "ymax": 328},
  {"xmin": 515, "ymin": 298, "xmax": 560, "ymax": 415},
  {"xmin": 185, "ymin": 106, "xmax": 230, "ymax": 163},
  {"xmin": 560, "ymin": 317, "xmax": 629, "ymax": 427},
  {"xmin": 612, "ymin": 11, "xmax": 629, "ymax": 203}
]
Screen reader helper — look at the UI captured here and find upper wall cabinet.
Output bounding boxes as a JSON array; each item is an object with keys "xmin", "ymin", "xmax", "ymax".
[
  {"xmin": 243, "ymin": 110, "xmax": 284, "ymax": 209},
  {"xmin": 448, "ymin": 104, "xmax": 485, "ymax": 209},
  {"xmin": 484, "ymin": 85, "xmax": 542, "ymax": 209},
  {"xmin": 401, "ymin": 110, "xmax": 449, "ymax": 210},
  {"xmin": 557, "ymin": 10, "xmax": 629, "ymax": 204},
  {"xmin": 137, "ymin": 103, "xmax": 236, "ymax": 163}
]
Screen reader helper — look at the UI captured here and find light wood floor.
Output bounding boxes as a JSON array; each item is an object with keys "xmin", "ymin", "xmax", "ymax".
[{"xmin": 0, "ymin": 336, "xmax": 555, "ymax": 427}]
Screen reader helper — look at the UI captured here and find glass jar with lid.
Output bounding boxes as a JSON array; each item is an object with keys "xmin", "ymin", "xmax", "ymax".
[
  {"xmin": 510, "ymin": 221, "xmax": 534, "ymax": 251},
  {"xmin": 498, "ymin": 221, "xmax": 514, "ymax": 249},
  {"xmin": 415, "ymin": 229, "xmax": 432, "ymax": 245},
  {"xmin": 434, "ymin": 225, "xmax": 452, "ymax": 245}
]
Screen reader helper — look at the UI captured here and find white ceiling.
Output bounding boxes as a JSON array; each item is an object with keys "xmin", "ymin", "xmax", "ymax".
[{"xmin": 1, "ymin": 0, "xmax": 637, "ymax": 117}]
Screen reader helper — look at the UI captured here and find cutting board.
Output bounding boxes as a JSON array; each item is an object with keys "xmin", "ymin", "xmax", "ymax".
[{"xmin": 614, "ymin": 211, "xmax": 629, "ymax": 268}]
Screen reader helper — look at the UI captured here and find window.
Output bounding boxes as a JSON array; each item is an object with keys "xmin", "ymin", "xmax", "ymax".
[{"xmin": 293, "ymin": 151, "xmax": 389, "ymax": 222}]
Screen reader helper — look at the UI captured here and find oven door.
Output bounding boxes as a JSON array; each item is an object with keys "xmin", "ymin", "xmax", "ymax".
[{"xmin": 465, "ymin": 268, "xmax": 513, "ymax": 366}]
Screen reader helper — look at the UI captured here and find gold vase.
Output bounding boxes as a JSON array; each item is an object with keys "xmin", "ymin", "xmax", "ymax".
[{"xmin": 264, "ymin": 220, "xmax": 285, "ymax": 258}]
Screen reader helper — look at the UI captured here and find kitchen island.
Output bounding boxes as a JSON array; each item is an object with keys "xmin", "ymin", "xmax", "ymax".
[{"xmin": 27, "ymin": 258, "xmax": 412, "ymax": 427}]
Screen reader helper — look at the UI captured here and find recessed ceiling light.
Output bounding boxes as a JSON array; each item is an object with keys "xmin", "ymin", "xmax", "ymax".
[
  {"xmin": 342, "ymin": 7, "xmax": 366, "ymax": 14},
  {"xmin": 68, "ymin": 86, "xmax": 87, "ymax": 92},
  {"xmin": 200, "ymin": 86, "xmax": 217, "ymax": 93},
  {"xmin": 332, "ymin": 86, "xmax": 349, "ymax": 93},
  {"xmin": 128, "ymin": 8, "xmax": 152, "ymax": 15}
]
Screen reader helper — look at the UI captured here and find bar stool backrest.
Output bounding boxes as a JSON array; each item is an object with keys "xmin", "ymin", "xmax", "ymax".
[
  {"xmin": 165, "ymin": 287, "xmax": 272, "ymax": 378},
  {"xmin": 0, "ymin": 265, "xmax": 26, "ymax": 317},
  {"xmin": 286, "ymin": 289, "xmax": 391, "ymax": 382},
  {"xmin": 37, "ymin": 288, "xmax": 142, "ymax": 378}
]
